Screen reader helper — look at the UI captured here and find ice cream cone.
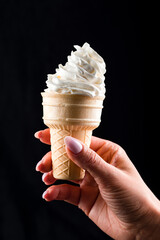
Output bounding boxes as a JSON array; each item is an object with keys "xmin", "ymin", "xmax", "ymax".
[{"xmin": 41, "ymin": 92, "xmax": 104, "ymax": 180}]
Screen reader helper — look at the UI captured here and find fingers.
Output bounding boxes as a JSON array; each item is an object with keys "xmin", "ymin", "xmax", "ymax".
[
  {"xmin": 42, "ymin": 170, "xmax": 83, "ymax": 185},
  {"xmin": 42, "ymin": 171, "xmax": 56, "ymax": 185},
  {"xmin": 90, "ymin": 136, "xmax": 108, "ymax": 152},
  {"xmin": 36, "ymin": 151, "xmax": 52, "ymax": 173},
  {"xmin": 64, "ymin": 136, "xmax": 116, "ymax": 183},
  {"xmin": 34, "ymin": 128, "xmax": 51, "ymax": 145},
  {"xmin": 65, "ymin": 136, "xmax": 136, "ymax": 175},
  {"xmin": 90, "ymin": 136, "xmax": 122, "ymax": 164},
  {"xmin": 34, "ymin": 129, "xmax": 110, "ymax": 149},
  {"xmin": 42, "ymin": 184, "xmax": 81, "ymax": 206},
  {"xmin": 37, "ymin": 153, "xmax": 82, "ymax": 185}
]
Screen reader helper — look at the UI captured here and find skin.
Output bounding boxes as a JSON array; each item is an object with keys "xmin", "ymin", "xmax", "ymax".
[{"xmin": 35, "ymin": 128, "xmax": 160, "ymax": 240}]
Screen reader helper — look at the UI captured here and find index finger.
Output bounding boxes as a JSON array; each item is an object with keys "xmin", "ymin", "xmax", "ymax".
[
  {"xmin": 34, "ymin": 129, "xmax": 111, "ymax": 152},
  {"xmin": 90, "ymin": 136, "xmax": 108, "ymax": 151},
  {"xmin": 34, "ymin": 128, "xmax": 51, "ymax": 145}
]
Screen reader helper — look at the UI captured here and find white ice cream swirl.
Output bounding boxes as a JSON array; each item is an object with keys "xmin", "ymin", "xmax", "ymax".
[{"xmin": 45, "ymin": 42, "xmax": 106, "ymax": 97}]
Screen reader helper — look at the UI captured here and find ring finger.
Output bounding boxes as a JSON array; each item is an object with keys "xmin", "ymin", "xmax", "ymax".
[{"xmin": 36, "ymin": 151, "xmax": 52, "ymax": 173}]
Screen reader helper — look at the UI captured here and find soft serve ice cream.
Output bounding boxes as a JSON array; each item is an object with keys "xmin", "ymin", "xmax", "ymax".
[{"xmin": 45, "ymin": 43, "xmax": 106, "ymax": 97}]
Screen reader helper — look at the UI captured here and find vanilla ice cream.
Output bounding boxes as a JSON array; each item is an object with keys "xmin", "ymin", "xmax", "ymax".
[{"xmin": 45, "ymin": 43, "xmax": 106, "ymax": 97}]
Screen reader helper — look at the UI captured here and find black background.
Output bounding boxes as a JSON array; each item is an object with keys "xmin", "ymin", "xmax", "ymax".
[{"xmin": 0, "ymin": 0, "xmax": 148, "ymax": 240}]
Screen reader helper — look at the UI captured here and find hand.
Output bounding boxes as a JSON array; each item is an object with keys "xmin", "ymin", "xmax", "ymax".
[{"xmin": 35, "ymin": 129, "xmax": 160, "ymax": 240}]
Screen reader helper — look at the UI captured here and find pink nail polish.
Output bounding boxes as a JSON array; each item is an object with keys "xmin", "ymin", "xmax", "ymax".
[
  {"xmin": 64, "ymin": 136, "xmax": 82, "ymax": 154},
  {"xmin": 34, "ymin": 131, "xmax": 42, "ymax": 139},
  {"xmin": 42, "ymin": 173, "xmax": 47, "ymax": 182},
  {"xmin": 35, "ymin": 162, "xmax": 40, "ymax": 171},
  {"xmin": 42, "ymin": 190, "xmax": 47, "ymax": 199}
]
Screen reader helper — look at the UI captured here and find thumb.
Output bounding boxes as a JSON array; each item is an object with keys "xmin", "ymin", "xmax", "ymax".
[{"xmin": 64, "ymin": 136, "xmax": 118, "ymax": 182}]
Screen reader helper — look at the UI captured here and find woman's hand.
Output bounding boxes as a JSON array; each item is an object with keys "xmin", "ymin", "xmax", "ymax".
[{"xmin": 35, "ymin": 128, "xmax": 160, "ymax": 240}]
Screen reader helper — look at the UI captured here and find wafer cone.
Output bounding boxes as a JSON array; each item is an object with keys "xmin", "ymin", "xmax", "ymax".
[{"xmin": 41, "ymin": 92, "xmax": 104, "ymax": 180}]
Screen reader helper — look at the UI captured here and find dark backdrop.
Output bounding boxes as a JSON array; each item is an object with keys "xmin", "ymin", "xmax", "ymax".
[{"xmin": 0, "ymin": 1, "xmax": 148, "ymax": 240}]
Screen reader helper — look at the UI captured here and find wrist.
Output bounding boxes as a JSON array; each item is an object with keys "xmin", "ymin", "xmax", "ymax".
[{"xmin": 136, "ymin": 201, "xmax": 160, "ymax": 240}]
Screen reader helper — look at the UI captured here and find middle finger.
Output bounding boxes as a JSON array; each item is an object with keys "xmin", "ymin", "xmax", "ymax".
[{"xmin": 36, "ymin": 151, "xmax": 52, "ymax": 173}]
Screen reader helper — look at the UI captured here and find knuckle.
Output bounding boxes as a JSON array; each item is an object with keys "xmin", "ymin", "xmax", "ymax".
[
  {"xmin": 116, "ymin": 145, "xmax": 126, "ymax": 157},
  {"xmin": 84, "ymin": 148, "xmax": 98, "ymax": 168},
  {"xmin": 110, "ymin": 144, "xmax": 127, "ymax": 166},
  {"xmin": 110, "ymin": 141, "xmax": 125, "ymax": 157},
  {"xmin": 56, "ymin": 185, "xmax": 71, "ymax": 201}
]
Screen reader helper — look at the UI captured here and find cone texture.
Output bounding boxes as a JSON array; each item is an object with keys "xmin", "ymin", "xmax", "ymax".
[
  {"xmin": 50, "ymin": 128, "xmax": 92, "ymax": 180},
  {"xmin": 42, "ymin": 92, "xmax": 104, "ymax": 180}
]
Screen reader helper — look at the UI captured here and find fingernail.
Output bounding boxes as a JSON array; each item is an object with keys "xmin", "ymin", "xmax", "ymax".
[
  {"xmin": 35, "ymin": 160, "xmax": 43, "ymax": 171},
  {"xmin": 34, "ymin": 131, "xmax": 42, "ymax": 139},
  {"xmin": 64, "ymin": 136, "xmax": 82, "ymax": 154},
  {"xmin": 42, "ymin": 173, "xmax": 47, "ymax": 182},
  {"xmin": 42, "ymin": 190, "xmax": 47, "ymax": 199}
]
